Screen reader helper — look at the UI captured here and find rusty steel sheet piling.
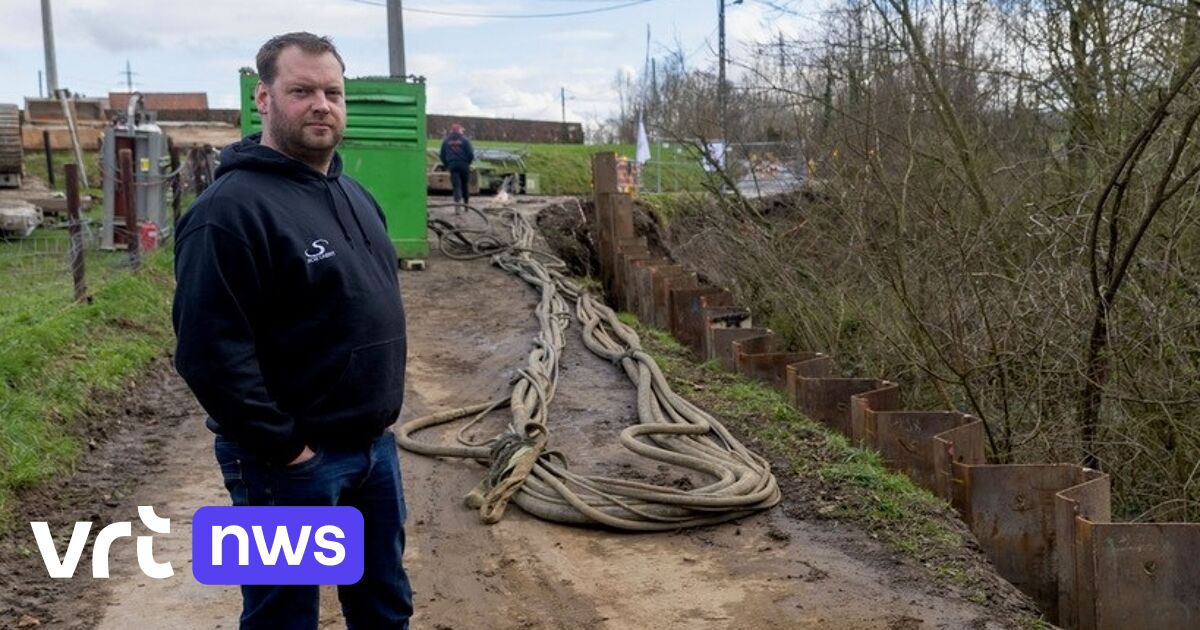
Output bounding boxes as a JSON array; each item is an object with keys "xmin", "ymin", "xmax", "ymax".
[
  {"xmin": 648, "ymin": 265, "xmax": 692, "ymax": 330},
  {"xmin": 710, "ymin": 327, "xmax": 765, "ymax": 370},
  {"xmin": 612, "ymin": 237, "xmax": 649, "ymax": 310},
  {"xmin": 849, "ymin": 384, "xmax": 986, "ymax": 505},
  {"xmin": 957, "ymin": 464, "xmax": 1098, "ymax": 618},
  {"xmin": 703, "ymin": 309, "xmax": 755, "ymax": 367},
  {"xmin": 586, "ymin": 154, "xmax": 1200, "ymax": 629},
  {"xmin": 848, "ymin": 383, "xmax": 901, "ymax": 446},
  {"xmin": 594, "ymin": 193, "xmax": 615, "ymax": 292},
  {"xmin": 790, "ymin": 376, "xmax": 892, "ymax": 437},
  {"xmin": 624, "ymin": 258, "xmax": 658, "ymax": 318},
  {"xmin": 634, "ymin": 262, "xmax": 679, "ymax": 325},
  {"xmin": 669, "ymin": 287, "xmax": 733, "ymax": 356},
  {"xmin": 658, "ymin": 273, "xmax": 700, "ymax": 331},
  {"xmin": 731, "ymin": 333, "xmax": 827, "ymax": 392}
]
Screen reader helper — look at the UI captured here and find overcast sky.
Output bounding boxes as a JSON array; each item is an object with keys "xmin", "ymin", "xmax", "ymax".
[{"xmin": 0, "ymin": 0, "xmax": 814, "ymax": 129}]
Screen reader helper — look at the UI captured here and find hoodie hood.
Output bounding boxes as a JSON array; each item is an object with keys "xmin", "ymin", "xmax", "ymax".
[
  {"xmin": 216, "ymin": 132, "xmax": 344, "ymax": 181},
  {"xmin": 215, "ymin": 133, "xmax": 368, "ymax": 247}
]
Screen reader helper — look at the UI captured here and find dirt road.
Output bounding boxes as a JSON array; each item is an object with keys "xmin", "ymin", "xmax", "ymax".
[{"xmin": 1, "ymin": 199, "xmax": 1013, "ymax": 629}]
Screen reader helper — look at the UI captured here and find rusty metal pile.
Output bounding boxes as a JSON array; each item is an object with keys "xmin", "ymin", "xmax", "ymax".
[{"xmin": 588, "ymin": 153, "xmax": 1200, "ymax": 630}]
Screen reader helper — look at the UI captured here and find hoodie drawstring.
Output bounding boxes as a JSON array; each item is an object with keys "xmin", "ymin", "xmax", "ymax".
[
  {"xmin": 323, "ymin": 183, "xmax": 354, "ymax": 247},
  {"xmin": 334, "ymin": 180, "xmax": 374, "ymax": 250}
]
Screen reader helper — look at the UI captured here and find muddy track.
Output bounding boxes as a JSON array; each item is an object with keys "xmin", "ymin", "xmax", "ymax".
[{"xmin": 1, "ymin": 198, "xmax": 1021, "ymax": 629}]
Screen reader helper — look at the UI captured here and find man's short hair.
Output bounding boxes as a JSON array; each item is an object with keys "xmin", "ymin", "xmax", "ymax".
[{"xmin": 256, "ymin": 32, "xmax": 346, "ymax": 85}]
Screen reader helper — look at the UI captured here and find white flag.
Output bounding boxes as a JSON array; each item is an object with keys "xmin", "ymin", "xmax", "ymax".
[{"xmin": 635, "ymin": 116, "xmax": 651, "ymax": 165}]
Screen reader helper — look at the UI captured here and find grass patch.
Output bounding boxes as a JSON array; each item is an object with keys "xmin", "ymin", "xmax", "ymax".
[
  {"xmin": 21, "ymin": 149, "xmax": 104, "ymax": 197},
  {"xmin": 426, "ymin": 140, "xmax": 709, "ymax": 195},
  {"xmin": 639, "ymin": 191, "xmax": 715, "ymax": 225},
  {"xmin": 0, "ymin": 241, "xmax": 175, "ymax": 526},
  {"xmin": 621, "ymin": 312, "xmax": 1040, "ymax": 619}
]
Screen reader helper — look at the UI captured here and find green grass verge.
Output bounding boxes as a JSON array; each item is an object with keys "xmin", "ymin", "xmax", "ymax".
[
  {"xmin": 0, "ymin": 246, "xmax": 175, "ymax": 525},
  {"xmin": 618, "ymin": 311, "xmax": 1047, "ymax": 627},
  {"xmin": 425, "ymin": 139, "xmax": 709, "ymax": 195}
]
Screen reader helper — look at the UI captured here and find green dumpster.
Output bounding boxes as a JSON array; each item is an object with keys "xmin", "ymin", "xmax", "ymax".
[{"xmin": 239, "ymin": 72, "xmax": 429, "ymax": 260}]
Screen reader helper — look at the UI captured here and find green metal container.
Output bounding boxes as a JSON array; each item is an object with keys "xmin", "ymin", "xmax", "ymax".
[{"xmin": 239, "ymin": 73, "xmax": 429, "ymax": 259}]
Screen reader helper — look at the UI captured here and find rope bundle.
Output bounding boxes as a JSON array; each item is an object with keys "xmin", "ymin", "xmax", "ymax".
[{"xmin": 398, "ymin": 207, "xmax": 780, "ymax": 530}]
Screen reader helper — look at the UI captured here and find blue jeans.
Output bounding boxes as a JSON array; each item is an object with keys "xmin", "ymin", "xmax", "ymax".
[{"xmin": 214, "ymin": 430, "xmax": 413, "ymax": 629}]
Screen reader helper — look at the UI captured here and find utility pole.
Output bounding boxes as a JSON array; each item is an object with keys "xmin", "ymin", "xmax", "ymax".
[
  {"xmin": 38, "ymin": 71, "xmax": 44, "ymax": 98},
  {"xmin": 40, "ymin": 0, "xmax": 59, "ymax": 96},
  {"xmin": 124, "ymin": 60, "xmax": 134, "ymax": 92},
  {"xmin": 387, "ymin": 0, "xmax": 406, "ymax": 77},
  {"xmin": 651, "ymin": 58, "xmax": 657, "ymax": 103},
  {"xmin": 560, "ymin": 87, "xmax": 575, "ymax": 142},
  {"xmin": 779, "ymin": 32, "xmax": 787, "ymax": 83},
  {"xmin": 718, "ymin": 0, "xmax": 742, "ymax": 141}
]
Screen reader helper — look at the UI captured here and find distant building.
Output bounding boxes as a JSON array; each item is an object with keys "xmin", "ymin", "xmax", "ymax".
[
  {"xmin": 19, "ymin": 91, "xmax": 240, "ymax": 150},
  {"xmin": 427, "ymin": 114, "xmax": 583, "ymax": 144},
  {"xmin": 108, "ymin": 92, "xmax": 208, "ymax": 111}
]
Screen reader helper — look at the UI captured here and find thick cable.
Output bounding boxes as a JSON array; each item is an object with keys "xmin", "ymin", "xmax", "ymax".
[{"xmin": 399, "ymin": 205, "xmax": 780, "ymax": 530}]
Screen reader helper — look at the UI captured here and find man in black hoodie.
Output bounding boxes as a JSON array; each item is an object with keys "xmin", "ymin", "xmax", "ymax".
[
  {"xmin": 172, "ymin": 32, "xmax": 412, "ymax": 629},
  {"xmin": 439, "ymin": 122, "xmax": 474, "ymax": 211}
]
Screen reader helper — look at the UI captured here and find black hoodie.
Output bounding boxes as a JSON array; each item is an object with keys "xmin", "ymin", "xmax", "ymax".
[{"xmin": 173, "ymin": 134, "xmax": 406, "ymax": 465}]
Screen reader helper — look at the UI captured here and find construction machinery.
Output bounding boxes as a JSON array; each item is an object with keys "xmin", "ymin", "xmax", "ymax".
[
  {"xmin": 0, "ymin": 200, "xmax": 41, "ymax": 238},
  {"xmin": 426, "ymin": 147, "xmax": 540, "ymax": 196},
  {"xmin": 0, "ymin": 104, "xmax": 22, "ymax": 189}
]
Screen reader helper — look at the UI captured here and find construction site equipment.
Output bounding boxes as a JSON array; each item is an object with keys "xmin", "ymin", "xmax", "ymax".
[
  {"xmin": 426, "ymin": 162, "xmax": 479, "ymax": 196},
  {"xmin": 0, "ymin": 104, "xmax": 22, "ymax": 189},
  {"xmin": 100, "ymin": 95, "xmax": 170, "ymax": 250},
  {"xmin": 401, "ymin": 207, "xmax": 780, "ymax": 530},
  {"xmin": 0, "ymin": 200, "xmax": 42, "ymax": 238},
  {"xmin": 426, "ymin": 147, "xmax": 540, "ymax": 196},
  {"xmin": 240, "ymin": 72, "xmax": 429, "ymax": 260}
]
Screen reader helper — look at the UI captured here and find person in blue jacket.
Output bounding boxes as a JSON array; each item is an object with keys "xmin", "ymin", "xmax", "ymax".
[
  {"xmin": 439, "ymin": 122, "xmax": 474, "ymax": 211},
  {"xmin": 172, "ymin": 32, "xmax": 412, "ymax": 629}
]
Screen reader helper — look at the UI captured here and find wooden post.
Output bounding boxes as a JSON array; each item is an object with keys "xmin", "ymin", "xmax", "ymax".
[
  {"xmin": 118, "ymin": 148, "xmax": 140, "ymax": 269},
  {"xmin": 42, "ymin": 130, "xmax": 55, "ymax": 189},
  {"xmin": 65, "ymin": 163, "xmax": 87, "ymax": 301},
  {"xmin": 190, "ymin": 147, "xmax": 205, "ymax": 195}
]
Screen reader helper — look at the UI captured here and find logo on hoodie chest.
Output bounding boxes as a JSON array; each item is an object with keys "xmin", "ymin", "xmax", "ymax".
[{"xmin": 304, "ymin": 239, "xmax": 337, "ymax": 265}]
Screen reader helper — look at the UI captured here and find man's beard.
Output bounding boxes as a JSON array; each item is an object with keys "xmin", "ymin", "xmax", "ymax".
[{"xmin": 266, "ymin": 100, "xmax": 344, "ymax": 171}]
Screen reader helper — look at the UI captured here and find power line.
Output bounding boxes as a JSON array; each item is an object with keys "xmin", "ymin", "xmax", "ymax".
[
  {"xmin": 684, "ymin": 26, "xmax": 719, "ymax": 61},
  {"xmin": 347, "ymin": 0, "xmax": 656, "ymax": 18}
]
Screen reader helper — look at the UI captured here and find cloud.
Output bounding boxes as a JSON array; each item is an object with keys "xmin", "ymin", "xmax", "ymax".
[
  {"xmin": 468, "ymin": 66, "xmax": 533, "ymax": 84},
  {"xmin": 428, "ymin": 77, "xmax": 609, "ymax": 123},
  {"xmin": 727, "ymin": 3, "xmax": 809, "ymax": 45},
  {"xmin": 214, "ymin": 93, "xmax": 240, "ymax": 109},
  {"xmin": 0, "ymin": 0, "xmax": 496, "ymax": 55},
  {"xmin": 407, "ymin": 53, "xmax": 454, "ymax": 78},
  {"xmin": 75, "ymin": 9, "xmax": 164, "ymax": 53},
  {"xmin": 0, "ymin": 0, "xmax": 705, "ymax": 128}
]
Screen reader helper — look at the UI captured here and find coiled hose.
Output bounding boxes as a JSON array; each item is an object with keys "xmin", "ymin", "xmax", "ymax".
[{"xmin": 401, "ymin": 205, "xmax": 780, "ymax": 531}]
